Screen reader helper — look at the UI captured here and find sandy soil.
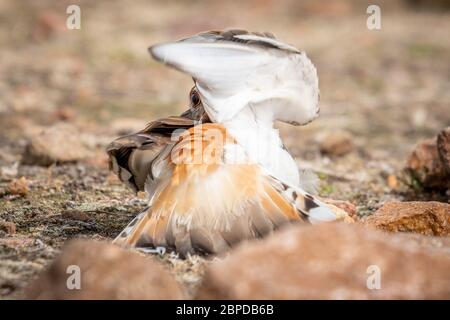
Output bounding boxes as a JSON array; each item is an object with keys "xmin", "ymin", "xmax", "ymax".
[{"xmin": 0, "ymin": 0, "xmax": 449, "ymax": 299}]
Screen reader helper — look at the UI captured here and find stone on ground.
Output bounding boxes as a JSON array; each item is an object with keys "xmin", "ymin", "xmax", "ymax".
[
  {"xmin": 25, "ymin": 239, "xmax": 185, "ymax": 299},
  {"xmin": 196, "ymin": 223, "xmax": 450, "ymax": 299},
  {"xmin": 364, "ymin": 201, "xmax": 449, "ymax": 236}
]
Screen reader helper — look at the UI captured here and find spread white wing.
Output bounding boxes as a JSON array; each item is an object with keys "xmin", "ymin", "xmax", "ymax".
[{"xmin": 149, "ymin": 30, "xmax": 320, "ymax": 126}]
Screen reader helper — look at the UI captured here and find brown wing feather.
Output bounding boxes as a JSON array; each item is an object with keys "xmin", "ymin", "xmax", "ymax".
[{"xmin": 106, "ymin": 114, "xmax": 206, "ymax": 191}]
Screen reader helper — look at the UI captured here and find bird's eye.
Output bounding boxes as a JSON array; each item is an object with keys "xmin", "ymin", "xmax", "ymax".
[{"xmin": 190, "ymin": 89, "xmax": 201, "ymax": 107}]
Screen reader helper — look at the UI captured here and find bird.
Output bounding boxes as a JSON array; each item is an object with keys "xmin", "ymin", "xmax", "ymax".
[
  {"xmin": 110, "ymin": 29, "xmax": 352, "ymax": 256},
  {"xmin": 106, "ymin": 86, "xmax": 209, "ymax": 193}
]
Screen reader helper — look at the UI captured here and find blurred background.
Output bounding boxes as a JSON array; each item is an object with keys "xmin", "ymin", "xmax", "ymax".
[{"xmin": 0, "ymin": 0, "xmax": 449, "ymax": 298}]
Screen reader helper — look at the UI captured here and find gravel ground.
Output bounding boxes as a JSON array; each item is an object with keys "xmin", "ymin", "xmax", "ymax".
[{"xmin": 0, "ymin": 0, "xmax": 449, "ymax": 299}]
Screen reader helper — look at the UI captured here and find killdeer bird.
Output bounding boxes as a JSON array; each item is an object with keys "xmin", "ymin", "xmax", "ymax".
[{"xmin": 110, "ymin": 30, "xmax": 352, "ymax": 255}]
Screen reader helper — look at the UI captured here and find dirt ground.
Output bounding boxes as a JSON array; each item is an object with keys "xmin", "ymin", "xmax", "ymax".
[{"xmin": 0, "ymin": 0, "xmax": 449, "ymax": 299}]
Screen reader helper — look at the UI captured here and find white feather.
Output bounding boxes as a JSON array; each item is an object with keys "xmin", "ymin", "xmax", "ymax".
[
  {"xmin": 149, "ymin": 31, "xmax": 320, "ymax": 191},
  {"xmin": 149, "ymin": 34, "xmax": 319, "ymax": 126}
]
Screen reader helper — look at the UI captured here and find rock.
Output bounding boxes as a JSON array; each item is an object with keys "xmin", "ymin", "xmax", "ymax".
[
  {"xmin": 5, "ymin": 177, "xmax": 29, "ymax": 196},
  {"xmin": 406, "ymin": 130, "xmax": 450, "ymax": 190},
  {"xmin": 386, "ymin": 174, "xmax": 399, "ymax": 190},
  {"xmin": 0, "ymin": 221, "xmax": 16, "ymax": 235},
  {"xmin": 22, "ymin": 123, "xmax": 89, "ymax": 166},
  {"xmin": 52, "ymin": 107, "xmax": 76, "ymax": 122},
  {"xmin": 321, "ymin": 198, "xmax": 357, "ymax": 219},
  {"xmin": 319, "ymin": 131, "xmax": 354, "ymax": 157},
  {"xmin": 401, "ymin": 233, "xmax": 450, "ymax": 250},
  {"xmin": 0, "ymin": 236, "xmax": 35, "ymax": 247},
  {"xmin": 437, "ymin": 127, "xmax": 450, "ymax": 174},
  {"xmin": 61, "ymin": 210, "xmax": 92, "ymax": 222},
  {"xmin": 32, "ymin": 11, "xmax": 65, "ymax": 41},
  {"xmin": 25, "ymin": 239, "xmax": 185, "ymax": 299},
  {"xmin": 196, "ymin": 223, "xmax": 450, "ymax": 299},
  {"xmin": 364, "ymin": 201, "xmax": 449, "ymax": 236}
]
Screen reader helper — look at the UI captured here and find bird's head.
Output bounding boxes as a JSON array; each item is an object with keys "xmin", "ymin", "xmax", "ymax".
[{"xmin": 179, "ymin": 86, "xmax": 210, "ymax": 123}]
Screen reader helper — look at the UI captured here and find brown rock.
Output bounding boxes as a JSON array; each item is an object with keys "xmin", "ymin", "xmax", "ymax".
[
  {"xmin": 61, "ymin": 210, "xmax": 92, "ymax": 222},
  {"xmin": 364, "ymin": 201, "xmax": 449, "ymax": 236},
  {"xmin": 0, "ymin": 221, "xmax": 16, "ymax": 235},
  {"xmin": 22, "ymin": 123, "xmax": 89, "ymax": 166},
  {"xmin": 5, "ymin": 177, "xmax": 29, "ymax": 196},
  {"xmin": 53, "ymin": 107, "xmax": 76, "ymax": 122},
  {"xmin": 196, "ymin": 223, "xmax": 450, "ymax": 299},
  {"xmin": 25, "ymin": 239, "xmax": 185, "ymax": 299},
  {"xmin": 321, "ymin": 198, "xmax": 357, "ymax": 218},
  {"xmin": 0, "ymin": 236, "xmax": 35, "ymax": 247},
  {"xmin": 319, "ymin": 131, "xmax": 354, "ymax": 156},
  {"xmin": 32, "ymin": 11, "xmax": 65, "ymax": 41},
  {"xmin": 437, "ymin": 127, "xmax": 450, "ymax": 174},
  {"xmin": 406, "ymin": 132, "xmax": 449, "ymax": 190}
]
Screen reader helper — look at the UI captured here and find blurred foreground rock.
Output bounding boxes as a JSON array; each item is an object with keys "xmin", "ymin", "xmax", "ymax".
[
  {"xmin": 25, "ymin": 239, "xmax": 185, "ymax": 299},
  {"xmin": 405, "ymin": 127, "xmax": 450, "ymax": 190},
  {"xmin": 319, "ymin": 131, "xmax": 354, "ymax": 157},
  {"xmin": 196, "ymin": 223, "xmax": 450, "ymax": 299},
  {"xmin": 22, "ymin": 123, "xmax": 89, "ymax": 166},
  {"xmin": 364, "ymin": 201, "xmax": 449, "ymax": 236}
]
